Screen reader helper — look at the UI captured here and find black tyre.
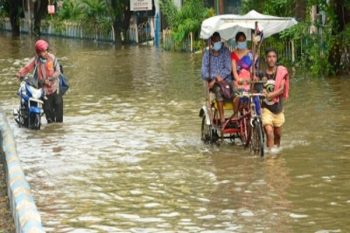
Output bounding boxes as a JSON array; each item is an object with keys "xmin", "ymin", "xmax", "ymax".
[
  {"xmin": 19, "ymin": 108, "xmax": 29, "ymax": 128},
  {"xmin": 15, "ymin": 110, "xmax": 24, "ymax": 127},
  {"xmin": 250, "ymin": 120, "xmax": 264, "ymax": 157},
  {"xmin": 239, "ymin": 115, "xmax": 251, "ymax": 147},
  {"xmin": 29, "ymin": 114, "xmax": 41, "ymax": 130},
  {"xmin": 239, "ymin": 109, "xmax": 251, "ymax": 148},
  {"xmin": 201, "ymin": 115, "xmax": 218, "ymax": 144}
]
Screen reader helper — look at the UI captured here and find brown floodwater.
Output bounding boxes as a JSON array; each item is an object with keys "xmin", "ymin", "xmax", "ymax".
[{"xmin": 1, "ymin": 32, "xmax": 350, "ymax": 232}]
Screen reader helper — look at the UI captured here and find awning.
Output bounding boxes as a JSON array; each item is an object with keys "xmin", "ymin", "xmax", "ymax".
[{"xmin": 200, "ymin": 10, "xmax": 298, "ymax": 40}]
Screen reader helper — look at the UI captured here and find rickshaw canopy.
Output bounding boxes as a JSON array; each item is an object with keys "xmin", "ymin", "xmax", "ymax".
[{"xmin": 200, "ymin": 10, "xmax": 298, "ymax": 41}]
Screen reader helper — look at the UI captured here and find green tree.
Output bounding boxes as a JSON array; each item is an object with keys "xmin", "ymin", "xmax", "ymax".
[
  {"xmin": 79, "ymin": 0, "xmax": 111, "ymax": 33},
  {"xmin": 0, "ymin": 0, "xmax": 9, "ymax": 17},
  {"xmin": 80, "ymin": 0, "xmax": 107, "ymax": 22},
  {"xmin": 295, "ymin": 0, "xmax": 306, "ymax": 21},
  {"xmin": 241, "ymin": 0, "xmax": 293, "ymax": 16},
  {"xmin": 56, "ymin": 0, "xmax": 84, "ymax": 20},
  {"xmin": 33, "ymin": 0, "xmax": 49, "ymax": 36},
  {"xmin": 242, "ymin": 0, "xmax": 350, "ymax": 75},
  {"xmin": 160, "ymin": 0, "xmax": 213, "ymax": 45},
  {"xmin": 328, "ymin": 0, "xmax": 350, "ymax": 74},
  {"xmin": 4, "ymin": 0, "xmax": 22, "ymax": 36},
  {"xmin": 105, "ymin": 0, "xmax": 131, "ymax": 45},
  {"xmin": 4, "ymin": 0, "xmax": 50, "ymax": 36}
]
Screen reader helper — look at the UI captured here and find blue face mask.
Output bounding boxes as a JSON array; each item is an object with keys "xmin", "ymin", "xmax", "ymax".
[
  {"xmin": 237, "ymin": 41, "xmax": 247, "ymax": 50},
  {"xmin": 212, "ymin": 41, "xmax": 222, "ymax": 51}
]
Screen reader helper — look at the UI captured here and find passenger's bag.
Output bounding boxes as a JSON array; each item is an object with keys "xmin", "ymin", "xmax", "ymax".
[{"xmin": 217, "ymin": 81, "xmax": 233, "ymax": 99}]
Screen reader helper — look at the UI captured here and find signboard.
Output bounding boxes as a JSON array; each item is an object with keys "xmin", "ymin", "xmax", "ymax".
[{"xmin": 130, "ymin": 0, "xmax": 152, "ymax": 11}]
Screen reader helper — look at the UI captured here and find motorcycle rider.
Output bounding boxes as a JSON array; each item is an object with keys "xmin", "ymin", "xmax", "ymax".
[{"xmin": 16, "ymin": 39, "xmax": 63, "ymax": 123}]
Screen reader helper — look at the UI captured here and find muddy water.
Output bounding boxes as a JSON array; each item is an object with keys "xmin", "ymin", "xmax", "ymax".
[{"xmin": 1, "ymin": 33, "xmax": 350, "ymax": 232}]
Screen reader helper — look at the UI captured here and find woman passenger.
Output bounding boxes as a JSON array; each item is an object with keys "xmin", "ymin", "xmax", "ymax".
[{"xmin": 231, "ymin": 32, "xmax": 254, "ymax": 118}]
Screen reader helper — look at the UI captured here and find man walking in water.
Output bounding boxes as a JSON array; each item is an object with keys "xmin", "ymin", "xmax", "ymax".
[
  {"xmin": 262, "ymin": 48, "xmax": 289, "ymax": 154},
  {"xmin": 16, "ymin": 39, "xmax": 63, "ymax": 123}
]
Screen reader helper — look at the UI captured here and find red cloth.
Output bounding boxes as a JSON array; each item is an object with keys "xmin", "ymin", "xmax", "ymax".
[
  {"xmin": 274, "ymin": 66, "xmax": 289, "ymax": 102},
  {"xmin": 231, "ymin": 52, "xmax": 239, "ymax": 62}
]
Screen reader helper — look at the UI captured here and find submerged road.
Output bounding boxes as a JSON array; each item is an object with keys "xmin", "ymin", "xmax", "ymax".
[{"xmin": 1, "ymin": 33, "xmax": 350, "ymax": 232}]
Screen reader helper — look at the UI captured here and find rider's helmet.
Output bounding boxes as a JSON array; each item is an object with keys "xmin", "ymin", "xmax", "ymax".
[{"xmin": 35, "ymin": 39, "xmax": 49, "ymax": 54}]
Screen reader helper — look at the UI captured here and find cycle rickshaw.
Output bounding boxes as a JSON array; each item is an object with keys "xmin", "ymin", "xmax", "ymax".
[{"xmin": 198, "ymin": 10, "xmax": 297, "ymax": 157}]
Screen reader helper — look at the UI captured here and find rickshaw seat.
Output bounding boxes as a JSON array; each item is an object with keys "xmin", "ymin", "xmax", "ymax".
[
  {"xmin": 213, "ymin": 100, "xmax": 234, "ymax": 110},
  {"xmin": 208, "ymin": 91, "xmax": 235, "ymax": 110}
]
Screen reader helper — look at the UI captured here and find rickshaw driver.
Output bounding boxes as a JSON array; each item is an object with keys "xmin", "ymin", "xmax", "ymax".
[
  {"xmin": 201, "ymin": 32, "xmax": 234, "ymax": 128},
  {"xmin": 262, "ymin": 48, "xmax": 289, "ymax": 153}
]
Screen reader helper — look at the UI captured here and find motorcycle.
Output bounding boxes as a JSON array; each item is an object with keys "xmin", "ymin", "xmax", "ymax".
[{"xmin": 13, "ymin": 77, "xmax": 44, "ymax": 130}]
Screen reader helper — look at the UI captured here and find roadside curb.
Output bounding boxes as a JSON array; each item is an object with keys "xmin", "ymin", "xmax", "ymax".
[{"xmin": 0, "ymin": 109, "xmax": 45, "ymax": 233}]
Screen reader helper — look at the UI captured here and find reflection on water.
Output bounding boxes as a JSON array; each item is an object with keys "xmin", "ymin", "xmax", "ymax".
[{"xmin": 1, "ymin": 33, "xmax": 350, "ymax": 232}]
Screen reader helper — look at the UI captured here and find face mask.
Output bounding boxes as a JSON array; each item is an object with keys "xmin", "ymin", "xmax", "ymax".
[
  {"xmin": 39, "ymin": 56, "xmax": 47, "ymax": 63},
  {"xmin": 237, "ymin": 41, "xmax": 247, "ymax": 50},
  {"xmin": 212, "ymin": 41, "xmax": 222, "ymax": 51}
]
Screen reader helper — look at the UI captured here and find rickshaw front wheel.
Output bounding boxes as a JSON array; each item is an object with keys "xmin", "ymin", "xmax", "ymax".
[{"xmin": 201, "ymin": 115, "xmax": 218, "ymax": 144}]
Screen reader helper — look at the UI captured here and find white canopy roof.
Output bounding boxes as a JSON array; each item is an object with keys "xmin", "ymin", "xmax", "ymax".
[{"xmin": 200, "ymin": 10, "xmax": 298, "ymax": 40}]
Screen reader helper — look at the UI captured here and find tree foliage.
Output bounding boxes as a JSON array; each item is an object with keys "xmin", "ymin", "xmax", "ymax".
[
  {"xmin": 0, "ymin": 0, "xmax": 130, "ymax": 45},
  {"xmin": 53, "ymin": 0, "xmax": 111, "ymax": 32},
  {"xmin": 160, "ymin": 0, "xmax": 213, "ymax": 43},
  {"xmin": 105, "ymin": 0, "xmax": 131, "ymax": 45},
  {"xmin": 242, "ymin": 0, "xmax": 293, "ymax": 16},
  {"xmin": 243, "ymin": 0, "xmax": 350, "ymax": 75},
  {"xmin": 0, "ymin": 0, "xmax": 9, "ymax": 17},
  {"xmin": 56, "ymin": 0, "xmax": 83, "ymax": 20},
  {"xmin": 80, "ymin": 0, "xmax": 107, "ymax": 20}
]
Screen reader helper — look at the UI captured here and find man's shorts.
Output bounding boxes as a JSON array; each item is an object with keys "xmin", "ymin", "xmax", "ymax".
[{"xmin": 262, "ymin": 108, "xmax": 285, "ymax": 127}]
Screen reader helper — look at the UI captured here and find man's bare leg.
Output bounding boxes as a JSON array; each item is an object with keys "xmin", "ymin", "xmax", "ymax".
[
  {"xmin": 231, "ymin": 96, "xmax": 239, "ymax": 119},
  {"xmin": 274, "ymin": 127, "xmax": 282, "ymax": 147},
  {"xmin": 264, "ymin": 124, "xmax": 274, "ymax": 150}
]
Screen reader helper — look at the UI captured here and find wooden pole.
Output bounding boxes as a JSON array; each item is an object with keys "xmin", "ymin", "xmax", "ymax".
[
  {"xmin": 219, "ymin": 0, "xmax": 224, "ymax": 14},
  {"xmin": 27, "ymin": 0, "xmax": 32, "ymax": 35},
  {"xmin": 291, "ymin": 40, "xmax": 295, "ymax": 63},
  {"xmin": 251, "ymin": 22, "xmax": 258, "ymax": 79}
]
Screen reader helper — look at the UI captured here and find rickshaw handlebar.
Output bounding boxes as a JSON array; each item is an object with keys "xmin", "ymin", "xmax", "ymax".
[{"xmin": 238, "ymin": 92, "xmax": 265, "ymax": 98}]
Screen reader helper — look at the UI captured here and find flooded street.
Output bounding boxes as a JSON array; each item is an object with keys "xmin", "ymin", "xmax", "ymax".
[{"xmin": 1, "ymin": 33, "xmax": 350, "ymax": 232}]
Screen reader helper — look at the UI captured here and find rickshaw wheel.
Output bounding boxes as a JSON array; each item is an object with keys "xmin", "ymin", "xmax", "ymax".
[
  {"xmin": 239, "ymin": 116, "xmax": 249, "ymax": 147},
  {"xmin": 201, "ymin": 115, "xmax": 218, "ymax": 144},
  {"xmin": 250, "ymin": 120, "xmax": 264, "ymax": 157}
]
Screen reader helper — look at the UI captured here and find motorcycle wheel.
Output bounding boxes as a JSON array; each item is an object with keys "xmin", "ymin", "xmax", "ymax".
[{"xmin": 29, "ymin": 114, "xmax": 41, "ymax": 130}]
